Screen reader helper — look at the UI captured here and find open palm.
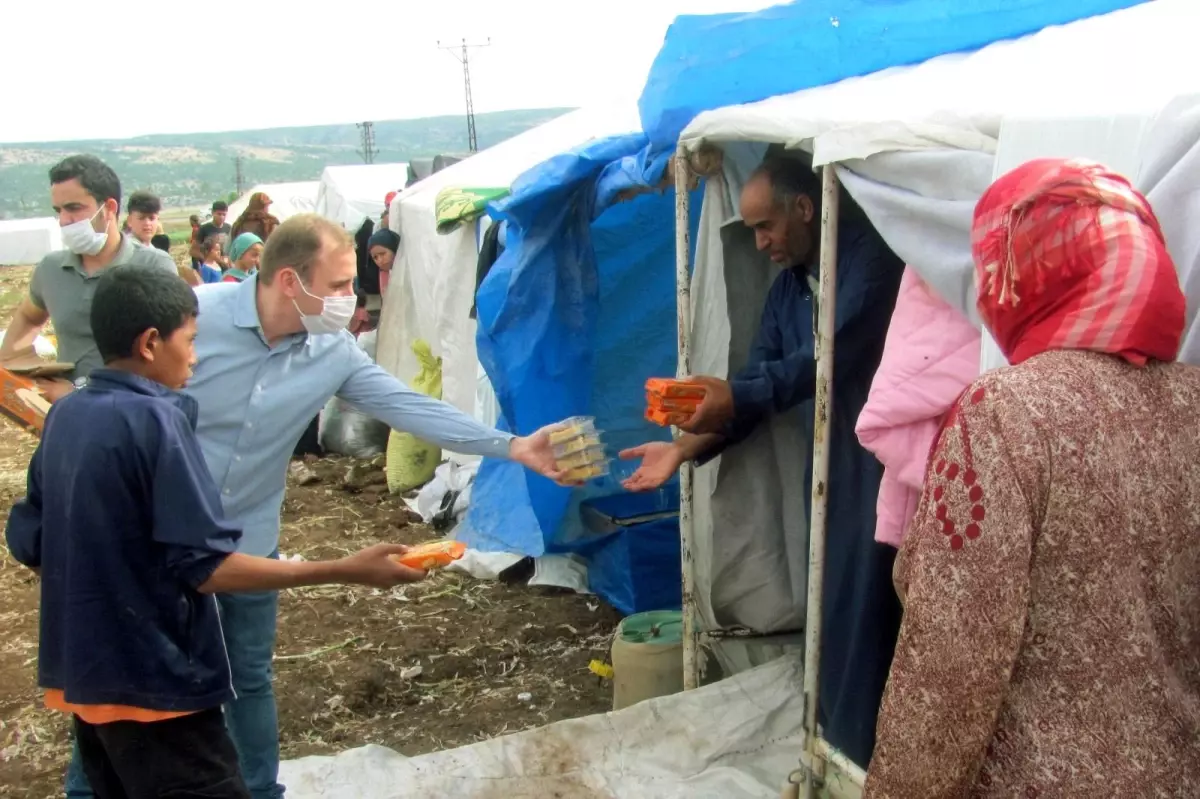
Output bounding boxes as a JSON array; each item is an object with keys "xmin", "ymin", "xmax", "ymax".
[{"xmin": 619, "ymin": 441, "xmax": 684, "ymax": 492}]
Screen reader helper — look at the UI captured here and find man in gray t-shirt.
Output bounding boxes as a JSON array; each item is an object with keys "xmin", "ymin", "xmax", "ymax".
[{"xmin": 0, "ymin": 155, "xmax": 177, "ymax": 393}]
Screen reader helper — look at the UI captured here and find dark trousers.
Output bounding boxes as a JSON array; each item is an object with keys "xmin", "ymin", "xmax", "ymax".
[
  {"xmin": 74, "ymin": 708, "xmax": 250, "ymax": 799},
  {"xmin": 293, "ymin": 414, "xmax": 322, "ymax": 458}
]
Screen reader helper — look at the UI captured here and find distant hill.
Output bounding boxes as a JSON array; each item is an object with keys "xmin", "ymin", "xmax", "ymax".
[{"xmin": 0, "ymin": 109, "xmax": 572, "ymax": 218}]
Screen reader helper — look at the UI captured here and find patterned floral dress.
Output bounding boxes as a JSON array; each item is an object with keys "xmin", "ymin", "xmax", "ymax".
[{"xmin": 864, "ymin": 350, "xmax": 1200, "ymax": 798}]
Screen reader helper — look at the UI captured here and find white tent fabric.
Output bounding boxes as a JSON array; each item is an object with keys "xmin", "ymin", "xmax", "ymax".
[
  {"xmin": 227, "ymin": 181, "xmax": 319, "ymax": 224},
  {"xmin": 0, "ymin": 217, "xmax": 62, "ymax": 265},
  {"xmin": 679, "ymin": 0, "xmax": 1199, "ymax": 168},
  {"xmin": 1134, "ymin": 94, "xmax": 1200, "ymax": 369},
  {"xmin": 376, "ymin": 106, "xmax": 642, "ymax": 426},
  {"xmin": 278, "ymin": 655, "xmax": 822, "ymax": 799},
  {"xmin": 315, "ymin": 163, "xmax": 409, "ymax": 231},
  {"xmin": 672, "ymin": 0, "xmax": 1200, "ymax": 672}
]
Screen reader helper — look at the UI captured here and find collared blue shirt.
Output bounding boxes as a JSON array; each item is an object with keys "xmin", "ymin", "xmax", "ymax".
[{"xmin": 186, "ymin": 276, "xmax": 513, "ymax": 555}]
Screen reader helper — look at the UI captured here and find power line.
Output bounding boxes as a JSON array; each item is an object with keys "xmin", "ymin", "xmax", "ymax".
[
  {"xmin": 438, "ymin": 38, "xmax": 490, "ymax": 153},
  {"xmin": 232, "ymin": 154, "xmax": 244, "ymax": 195},
  {"xmin": 356, "ymin": 121, "xmax": 378, "ymax": 164}
]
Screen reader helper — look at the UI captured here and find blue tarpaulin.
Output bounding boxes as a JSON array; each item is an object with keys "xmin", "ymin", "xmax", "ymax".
[
  {"xmin": 458, "ymin": 0, "xmax": 1149, "ymax": 608},
  {"xmin": 460, "ymin": 132, "xmax": 700, "ymax": 576},
  {"xmin": 639, "ymin": 0, "xmax": 1152, "ymax": 160}
]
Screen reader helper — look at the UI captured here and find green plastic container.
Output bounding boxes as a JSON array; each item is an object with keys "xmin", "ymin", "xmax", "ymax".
[{"xmin": 611, "ymin": 610, "xmax": 684, "ymax": 710}]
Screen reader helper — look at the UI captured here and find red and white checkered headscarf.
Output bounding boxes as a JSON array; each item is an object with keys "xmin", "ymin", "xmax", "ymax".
[{"xmin": 972, "ymin": 158, "xmax": 1185, "ymax": 366}]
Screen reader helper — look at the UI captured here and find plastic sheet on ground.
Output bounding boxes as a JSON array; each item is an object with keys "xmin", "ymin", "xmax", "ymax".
[{"xmin": 278, "ymin": 655, "xmax": 806, "ymax": 799}]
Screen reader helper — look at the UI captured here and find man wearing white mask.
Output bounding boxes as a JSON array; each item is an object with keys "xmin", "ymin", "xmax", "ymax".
[
  {"xmin": 0, "ymin": 155, "xmax": 176, "ymax": 398},
  {"xmin": 60, "ymin": 212, "xmax": 568, "ymax": 799}
]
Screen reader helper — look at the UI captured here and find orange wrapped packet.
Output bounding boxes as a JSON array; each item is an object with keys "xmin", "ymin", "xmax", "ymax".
[
  {"xmin": 646, "ymin": 391, "xmax": 701, "ymax": 413},
  {"xmin": 645, "ymin": 407, "xmax": 693, "ymax": 427},
  {"xmin": 391, "ymin": 540, "xmax": 467, "ymax": 570},
  {"xmin": 644, "ymin": 378, "xmax": 707, "ymax": 400}
]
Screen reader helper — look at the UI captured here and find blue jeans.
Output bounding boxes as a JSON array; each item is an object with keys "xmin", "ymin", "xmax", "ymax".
[{"xmin": 65, "ymin": 587, "xmax": 284, "ymax": 799}]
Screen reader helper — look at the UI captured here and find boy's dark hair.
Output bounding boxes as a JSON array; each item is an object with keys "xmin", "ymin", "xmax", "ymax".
[
  {"xmin": 91, "ymin": 264, "xmax": 198, "ymax": 364},
  {"xmin": 127, "ymin": 190, "xmax": 162, "ymax": 216},
  {"xmin": 189, "ymin": 214, "xmax": 201, "ymax": 226},
  {"xmin": 150, "ymin": 233, "xmax": 172, "ymax": 252},
  {"xmin": 49, "ymin": 155, "xmax": 122, "ymax": 209},
  {"xmin": 212, "ymin": 200, "xmax": 228, "ymax": 212}
]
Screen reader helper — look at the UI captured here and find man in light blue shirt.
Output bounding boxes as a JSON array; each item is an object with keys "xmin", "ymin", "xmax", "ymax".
[{"xmin": 64, "ymin": 214, "xmax": 564, "ymax": 799}]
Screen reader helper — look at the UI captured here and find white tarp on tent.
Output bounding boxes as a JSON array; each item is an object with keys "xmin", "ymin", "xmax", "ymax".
[
  {"xmin": 316, "ymin": 163, "xmax": 409, "ymax": 231},
  {"xmin": 228, "ymin": 181, "xmax": 319, "ymax": 223},
  {"xmin": 669, "ymin": 0, "xmax": 1200, "ymax": 673},
  {"xmin": 680, "ymin": 0, "xmax": 1198, "ymax": 169},
  {"xmin": 376, "ymin": 105, "xmax": 642, "ymax": 424},
  {"xmin": 279, "ymin": 655, "xmax": 818, "ymax": 799},
  {"xmin": 0, "ymin": 217, "xmax": 62, "ymax": 265}
]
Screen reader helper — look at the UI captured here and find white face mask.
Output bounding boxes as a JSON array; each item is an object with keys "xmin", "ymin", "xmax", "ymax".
[
  {"xmin": 61, "ymin": 206, "xmax": 110, "ymax": 256},
  {"xmin": 293, "ymin": 282, "xmax": 356, "ymax": 336}
]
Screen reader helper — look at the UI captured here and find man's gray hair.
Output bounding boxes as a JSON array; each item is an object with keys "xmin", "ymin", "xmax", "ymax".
[{"xmin": 748, "ymin": 155, "xmax": 822, "ymax": 210}]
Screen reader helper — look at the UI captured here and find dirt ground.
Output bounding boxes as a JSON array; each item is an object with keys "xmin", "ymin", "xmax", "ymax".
[{"xmin": 0, "ymin": 264, "xmax": 621, "ymax": 797}]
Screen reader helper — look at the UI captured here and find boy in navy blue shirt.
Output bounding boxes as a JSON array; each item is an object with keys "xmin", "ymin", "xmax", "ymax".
[{"xmin": 6, "ymin": 263, "xmax": 427, "ymax": 799}]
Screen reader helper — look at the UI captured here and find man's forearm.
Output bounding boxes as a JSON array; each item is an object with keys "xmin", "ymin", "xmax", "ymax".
[
  {"xmin": 0, "ymin": 306, "xmax": 46, "ymax": 360},
  {"xmin": 197, "ymin": 552, "xmax": 351, "ymax": 594},
  {"xmin": 678, "ymin": 432, "xmax": 725, "ymax": 462}
]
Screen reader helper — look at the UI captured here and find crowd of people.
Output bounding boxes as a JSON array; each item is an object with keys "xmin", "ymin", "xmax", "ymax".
[
  {"xmin": 0, "ymin": 154, "xmax": 569, "ymax": 799},
  {"xmin": 3, "ymin": 143, "xmax": 1199, "ymax": 799}
]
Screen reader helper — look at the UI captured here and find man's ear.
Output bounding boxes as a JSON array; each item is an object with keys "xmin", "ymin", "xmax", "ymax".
[
  {"xmin": 797, "ymin": 195, "xmax": 815, "ymax": 224},
  {"xmin": 135, "ymin": 328, "xmax": 161, "ymax": 361}
]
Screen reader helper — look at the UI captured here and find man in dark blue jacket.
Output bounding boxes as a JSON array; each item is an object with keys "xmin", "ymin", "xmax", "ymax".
[
  {"xmin": 5, "ymin": 263, "xmax": 427, "ymax": 799},
  {"xmin": 620, "ymin": 156, "xmax": 904, "ymax": 768}
]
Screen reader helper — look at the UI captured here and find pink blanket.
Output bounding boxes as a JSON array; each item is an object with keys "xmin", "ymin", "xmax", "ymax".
[{"xmin": 856, "ymin": 268, "xmax": 980, "ymax": 547}]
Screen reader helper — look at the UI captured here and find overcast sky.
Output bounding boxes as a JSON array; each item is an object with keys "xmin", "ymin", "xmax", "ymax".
[{"xmin": 3, "ymin": 0, "xmax": 774, "ymax": 144}]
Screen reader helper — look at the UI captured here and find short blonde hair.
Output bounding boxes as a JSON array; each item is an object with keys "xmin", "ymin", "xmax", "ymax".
[{"xmin": 259, "ymin": 213, "xmax": 353, "ymax": 285}]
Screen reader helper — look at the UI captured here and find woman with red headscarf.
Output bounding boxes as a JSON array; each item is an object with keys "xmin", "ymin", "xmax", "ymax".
[{"xmin": 864, "ymin": 159, "xmax": 1200, "ymax": 798}]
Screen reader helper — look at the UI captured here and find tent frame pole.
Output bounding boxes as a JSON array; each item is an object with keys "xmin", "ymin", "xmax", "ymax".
[
  {"xmin": 673, "ymin": 147, "xmax": 701, "ymax": 692},
  {"xmin": 799, "ymin": 164, "xmax": 840, "ymax": 799}
]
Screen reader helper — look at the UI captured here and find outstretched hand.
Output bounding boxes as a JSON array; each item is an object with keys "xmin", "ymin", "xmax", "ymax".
[
  {"xmin": 509, "ymin": 424, "xmax": 577, "ymax": 486},
  {"xmin": 339, "ymin": 544, "xmax": 428, "ymax": 587},
  {"xmin": 618, "ymin": 441, "xmax": 685, "ymax": 492}
]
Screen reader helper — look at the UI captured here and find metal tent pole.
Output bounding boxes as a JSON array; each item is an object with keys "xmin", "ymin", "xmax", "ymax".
[
  {"xmin": 799, "ymin": 164, "xmax": 841, "ymax": 799},
  {"xmin": 673, "ymin": 147, "xmax": 701, "ymax": 691}
]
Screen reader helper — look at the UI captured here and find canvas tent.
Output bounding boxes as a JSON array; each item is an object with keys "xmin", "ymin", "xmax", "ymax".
[
  {"xmin": 227, "ymin": 181, "xmax": 319, "ymax": 224},
  {"xmin": 315, "ymin": 163, "xmax": 409, "ymax": 231},
  {"xmin": 376, "ymin": 105, "xmax": 643, "ymax": 425},
  {"xmin": 0, "ymin": 217, "xmax": 62, "ymax": 265},
  {"xmin": 459, "ymin": 0, "xmax": 1184, "ymax": 610}
]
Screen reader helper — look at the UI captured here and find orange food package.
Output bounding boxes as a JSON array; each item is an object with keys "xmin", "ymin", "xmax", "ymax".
[
  {"xmin": 644, "ymin": 378, "xmax": 707, "ymax": 400},
  {"xmin": 390, "ymin": 540, "xmax": 467, "ymax": 570},
  {"xmin": 645, "ymin": 391, "xmax": 701, "ymax": 413},
  {"xmin": 645, "ymin": 407, "xmax": 693, "ymax": 427}
]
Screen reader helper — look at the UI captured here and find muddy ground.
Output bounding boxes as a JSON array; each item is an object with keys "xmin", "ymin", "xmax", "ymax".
[{"xmin": 0, "ymin": 265, "xmax": 621, "ymax": 797}]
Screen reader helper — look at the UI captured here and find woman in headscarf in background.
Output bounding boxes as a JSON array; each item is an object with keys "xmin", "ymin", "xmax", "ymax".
[
  {"xmin": 224, "ymin": 233, "xmax": 263, "ymax": 283},
  {"xmin": 230, "ymin": 192, "xmax": 280, "ymax": 241},
  {"xmin": 864, "ymin": 159, "xmax": 1200, "ymax": 798},
  {"xmin": 367, "ymin": 228, "xmax": 399, "ymax": 297}
]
